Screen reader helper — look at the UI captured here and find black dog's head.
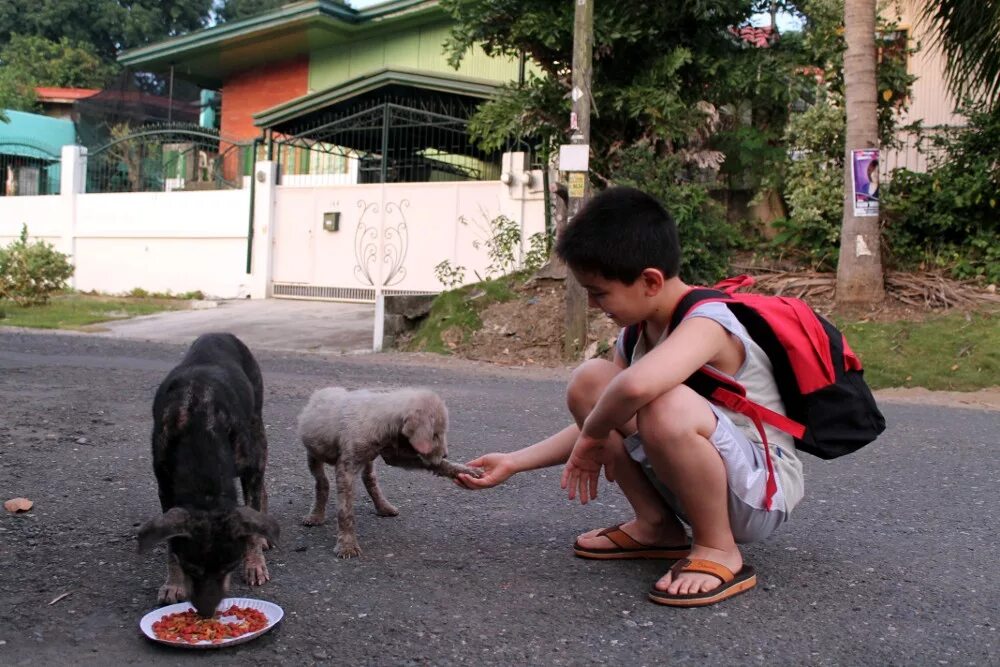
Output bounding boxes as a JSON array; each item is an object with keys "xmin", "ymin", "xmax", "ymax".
[{"xmin": 138, "ymin": 506, "xmax": 279, "ymax": 617}]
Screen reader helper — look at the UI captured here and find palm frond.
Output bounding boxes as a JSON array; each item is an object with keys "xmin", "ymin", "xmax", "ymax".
[{"xmin": 919, "ymin": 0, "xmax": 1000, "ymax": 108}]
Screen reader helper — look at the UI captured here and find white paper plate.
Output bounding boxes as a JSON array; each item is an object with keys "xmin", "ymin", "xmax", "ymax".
[{"xmin": 139, "ymin": 597, "xmax": 283, "ymax": 649}]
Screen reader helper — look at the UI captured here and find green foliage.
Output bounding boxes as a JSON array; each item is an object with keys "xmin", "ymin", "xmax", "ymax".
[
  {"xmin": 127, "ymin": 287, "xmax": 205, "ymax": 300},
  {"xmin": 0, "ymin": 0, "xmax": 212, "ymax": 62},
  {"xmin": 434, "ymin": 260, "xmax": 467, "ymax": 290},
  {"xmin": 839, "ymin": 311, "xmax": 999, "ymax": 391},
  {"xmin": 763, "ymin": 0, "xmax": 917, "ymax": 266},
  {"xmin": 921, "ymin": 0, "xmax": 1000, "ymax": 109},
  {"xmin": 523, "ymin": 232, "xmax": 548, "ymax": 273},
  {"xmin": 0, "ymin": 34, "xmax": 116, "ymax": 112},
  {"xmin": 215, "ymin": 0, "xmax": 286, "ymax": 22},
  {"xmin": 611, "ymin": 145, "xmax": 735, "ymax": 285},
  {"xmin": 882, "ymin": 106, "xmax": 1000, "ymax": 284},
  {"xmin": 769, "ymin": 95, "xmax": 845, "ymax": 268},
  {"xmin": 405, "ymin": 276, "xmax": 520, "ymax": 355},
  {"xmin": 0, "ymin": 293, "xmax": 188, "ymax": 329},
  {"xmin": 0, "ymin": 225, "xmax": 75, "ymax": 306},
  {"xmin": 441, "ymin": 0, "xmax": 790, "ymax": 179}
]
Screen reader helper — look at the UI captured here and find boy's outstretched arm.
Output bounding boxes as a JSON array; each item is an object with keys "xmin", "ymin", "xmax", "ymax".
[
  {"xmin": 562, "ymin": 317, "xmax": 732, "ymax": 503},
  {"xmin": 456, "ymin": 423, "xmax": 580, "ymax": 490}
]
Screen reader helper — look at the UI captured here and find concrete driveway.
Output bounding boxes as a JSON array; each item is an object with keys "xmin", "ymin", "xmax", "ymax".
[{"xmin": 92, "ymin": 298, "xmax": 376, "ymax": 355}]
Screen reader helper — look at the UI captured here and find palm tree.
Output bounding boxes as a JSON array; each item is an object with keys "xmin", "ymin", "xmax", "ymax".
[
  {"xmin": 836, "ymin": 0, "xmax": 885, "ymax": 305},
  {"xmin": 921, "ymin": 0, "xmax": 1000, "ymax": 108}
]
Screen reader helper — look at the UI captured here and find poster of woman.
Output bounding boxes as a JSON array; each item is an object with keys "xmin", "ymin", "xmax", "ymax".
[{"xmin": 852, "ymin": 148, "xmax": 880, "ymax": 217}]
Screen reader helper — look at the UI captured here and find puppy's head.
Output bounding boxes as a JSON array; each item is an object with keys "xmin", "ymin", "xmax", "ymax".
[
  {"xmin": 401, "ymin": 391, "xmax": 449, "ymax": 465},
  {"xmin": 138, "ymin": 506, "xmax": 279, "ymax": 617}
]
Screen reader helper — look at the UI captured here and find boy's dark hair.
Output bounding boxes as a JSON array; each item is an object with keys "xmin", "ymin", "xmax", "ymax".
[{"xmin": 555, "ymin": 186, "xmax": 680, "ymax": 284}]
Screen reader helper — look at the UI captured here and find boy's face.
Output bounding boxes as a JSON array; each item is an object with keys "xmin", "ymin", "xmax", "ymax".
[{"xmin": 573, "ymin": 270, "xmax": 654, "ymax": 326}]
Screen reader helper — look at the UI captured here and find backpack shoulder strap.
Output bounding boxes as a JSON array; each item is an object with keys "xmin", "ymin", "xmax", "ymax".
[{"xmin": 668, "ymin": 287, "xmax": 729, "ymax": 332}]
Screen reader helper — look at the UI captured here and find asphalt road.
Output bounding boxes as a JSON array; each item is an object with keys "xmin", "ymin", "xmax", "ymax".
[{"xmin": 0, "ymin": 331, "xmax": 996, "ymax": 666}]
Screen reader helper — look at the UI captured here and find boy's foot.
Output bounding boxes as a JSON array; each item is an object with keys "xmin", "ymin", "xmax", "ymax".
[
  {"xmin": 573, "ymin": 519, "xmax": 690, "ymax": 560},
  {"xmin": 649, "ymin": 545, "xmax": 754, "ymax": 606}
]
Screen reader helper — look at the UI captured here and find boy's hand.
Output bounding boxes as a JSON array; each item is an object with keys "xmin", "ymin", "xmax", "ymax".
[
  {"xmin": 561, "ymin": 433, "xmax": 609, "ymax": 504},
  {"xmin": 454, "ymin": 453, "xmax": 515, "ymax": 490}
]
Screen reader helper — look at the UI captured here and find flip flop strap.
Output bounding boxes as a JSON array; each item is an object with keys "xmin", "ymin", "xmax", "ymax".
[
  {"xmin": 597, "ymin": 524, "xmax": 646, "ymax": 549},
  {"xmin": 670, "ymin": 558, "xmax": 735, "ymax": 584}
]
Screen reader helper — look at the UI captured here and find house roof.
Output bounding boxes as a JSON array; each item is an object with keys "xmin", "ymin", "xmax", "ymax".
[
  {"xmin": 0, "ymin": 109, "xmax": 76, "ymax": 159},
  {"xmin": 34, "ymin": 87, "xmax": 101, "ymax": 104},
  {"xmin": 118, "ymin": 0, "xmax": 444, "ymax": 88},
  {"xmin": 253, "ymin": 67, "xmax": 498, "ymax": 128}
]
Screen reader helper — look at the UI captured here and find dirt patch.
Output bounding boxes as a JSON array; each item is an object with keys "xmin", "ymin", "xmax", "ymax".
[{"xmin": 875, "ymin": 387, "xmax": 1000, "ymax": 411}]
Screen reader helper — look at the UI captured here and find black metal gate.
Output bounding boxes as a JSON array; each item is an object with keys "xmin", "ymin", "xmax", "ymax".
[{"xmin": 85, "ymin": 124, "xmax": 257, "ymax": 193}]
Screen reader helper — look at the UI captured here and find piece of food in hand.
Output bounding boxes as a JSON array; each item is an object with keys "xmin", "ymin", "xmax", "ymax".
[{"xmin": 152, "ymin": 604, "xmax": 268, "ymax": 644}]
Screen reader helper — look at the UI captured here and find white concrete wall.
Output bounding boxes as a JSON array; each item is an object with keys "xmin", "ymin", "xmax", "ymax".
[
  {"xmin": 0, "ymin": 195, "xmax": 66, "ymax": 247},
  {"xmin": 72, "ymin": 190, "xmax": 251, "ymax": 298},
  {"xmin": 1, "ymin": 151, "xmax": 546, "ymax": 303},
  {"xmin": 270, "ymin": 176, "xmax": 546, "ymax": 295}
]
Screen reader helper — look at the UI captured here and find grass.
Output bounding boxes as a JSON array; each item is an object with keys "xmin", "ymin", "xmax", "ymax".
[
  {"xmin": 0, "ymin": 293, "xmax": 190, "ymax": 329},
  {"xmin": 404, "ymin": 275, "xmax": 520, "ymax": 354},
  {"xmin": 840, "ymin": 311, "xmax": 999, "ymax": 391}
]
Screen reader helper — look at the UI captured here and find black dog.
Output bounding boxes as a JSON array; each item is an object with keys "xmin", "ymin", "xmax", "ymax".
[{"xmin": 137, "ymin": 333, "xmax": 279, "ymax": 617}]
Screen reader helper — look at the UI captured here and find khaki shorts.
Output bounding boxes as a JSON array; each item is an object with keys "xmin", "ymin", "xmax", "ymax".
[{"xmin": 624, "ymin": 406, "xmax": 787, "ymax": 544}]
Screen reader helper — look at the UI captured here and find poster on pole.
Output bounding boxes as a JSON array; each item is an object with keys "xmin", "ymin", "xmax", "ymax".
[{"xmin": 851, "ymin": 148, "xmax": 880, "ymax": 217}]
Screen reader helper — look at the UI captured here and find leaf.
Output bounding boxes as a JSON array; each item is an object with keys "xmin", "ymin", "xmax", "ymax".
[{"xmin": 4, "ymin": 497, "xmax": 33, "ymax": 513}]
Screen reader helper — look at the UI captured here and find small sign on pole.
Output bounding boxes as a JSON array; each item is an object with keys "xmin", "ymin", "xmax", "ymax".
[{"xmin": 851, "ymin": 148, "xmax": 880, "ymax": 217}]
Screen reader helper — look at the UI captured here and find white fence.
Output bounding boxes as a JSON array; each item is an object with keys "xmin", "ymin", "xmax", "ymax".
[{"xmin": 0, "ymin": 147, "xmax": 546, "ymax": 304}]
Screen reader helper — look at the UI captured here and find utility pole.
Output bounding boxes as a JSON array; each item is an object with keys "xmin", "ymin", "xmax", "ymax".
[{"xmin": 562, "ymin": 0, "xmax": 593, "ymax": 359}]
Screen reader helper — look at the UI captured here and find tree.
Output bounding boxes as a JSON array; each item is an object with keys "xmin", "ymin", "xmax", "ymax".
[
  {"xmin": 836, "ymin": 0, "xmax": 884, "ymax": 305},
  {"xmin": 0, "ymin": 0, "xmax": 213, "ymax": 63},
  {"xmin": 0, "ymin": 34, "xmax": 117, "ymax": 112},
  {"xmin": 441, "ymin": 0, "xmax": 795, "ymax": 182},
  {"xmin": 216, "ymin": 0, "xmax": 287, "ymax": 23},
  {"xmin": 921, "ymin": 0, "xmax": 1000, "ymax": 109}
]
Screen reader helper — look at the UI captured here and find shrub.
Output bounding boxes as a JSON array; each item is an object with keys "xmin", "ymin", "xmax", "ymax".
[
  {"xmin": 611, "ymin": 146, "xmax": 735, "ymax": 285},
  {"xmin": 882, "ymin": 105, "xmax": 1000, "ymax": 284},
  {"xmin": 0, "ymin": 225, "xmax": 74, "ymax": 306}
]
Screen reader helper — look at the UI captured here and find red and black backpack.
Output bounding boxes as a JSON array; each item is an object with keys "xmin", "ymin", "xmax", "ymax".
[{"xmin": 621, "ymin": 275, "xmax": 886, "ymax": 506}]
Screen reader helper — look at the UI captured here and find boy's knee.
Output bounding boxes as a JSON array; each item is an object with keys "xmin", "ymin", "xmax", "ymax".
[
  {"xmin": 566, "ymin": 359, "xmax": 618, "ymax": 413},
  {"xmin": 636, "ymin": 386, "xmax": 715, "ymax": 447}
]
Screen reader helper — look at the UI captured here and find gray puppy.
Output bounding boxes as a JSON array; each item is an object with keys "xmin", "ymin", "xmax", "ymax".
[{"xmin": 297, "ymin": 387, "xmax": 482, "ymax": 558}]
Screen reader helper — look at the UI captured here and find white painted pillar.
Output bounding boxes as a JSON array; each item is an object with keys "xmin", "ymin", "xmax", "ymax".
[
  {"xmin": 60, "ymin": 145, "xmax": 87, "ymax": 289},
  {"xmin": 372, "ymin": 178, "xmax": 388, "ymax": 352},
  {"xmin": 247, "ymin": 161, "xmax": 277, "ymax": 299}
]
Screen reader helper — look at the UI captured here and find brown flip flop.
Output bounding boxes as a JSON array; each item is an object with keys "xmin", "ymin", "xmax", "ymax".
[
  {"xmin": 573, "ymin": 524, "xmax": 691, "ymax": 560},
  {"xmin": 648, "ymin": 557, "xmax": 757, "ymax": 607}
]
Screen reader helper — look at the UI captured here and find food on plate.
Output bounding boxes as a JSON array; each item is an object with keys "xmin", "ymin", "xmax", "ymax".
[{"xmin": 152, "ymin": 604, "xmax": 268, "ymax": 644}]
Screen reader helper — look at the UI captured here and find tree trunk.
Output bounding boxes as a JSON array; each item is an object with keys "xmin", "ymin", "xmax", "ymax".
[{"xmin": 837, "ymin": 0, "xmax": 885, "ymax": 305}]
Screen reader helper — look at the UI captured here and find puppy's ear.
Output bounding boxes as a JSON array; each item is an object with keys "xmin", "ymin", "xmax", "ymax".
[
  {"xmin": 401, "ymin": 413, "xmax": 434, "ymax": 455},
  {"xmin": 137, "ymin": 507, "xmax": 191, "ymax": 553},
  {"xmin": 230, "ymin": 506, "xmax": 280, "ymax": 547}
]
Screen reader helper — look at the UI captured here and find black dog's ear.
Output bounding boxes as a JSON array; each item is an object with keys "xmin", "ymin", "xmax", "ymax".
[
  {"xmin": 137, "ymin": 507, "xmax": 191, "ymax": 553},
  {"xmin": 230, "ymin": 506, "xmax": 280, "ymax": 547}
]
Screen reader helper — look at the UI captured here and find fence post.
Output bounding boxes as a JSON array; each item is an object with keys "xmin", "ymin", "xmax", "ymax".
[
  {"xmin": 247, "ymin": 160, "xmax": 277, "ymax": 299},
  {"xmin": 60, "ymin": 145, "xmax": 87, "ymax": 289}
]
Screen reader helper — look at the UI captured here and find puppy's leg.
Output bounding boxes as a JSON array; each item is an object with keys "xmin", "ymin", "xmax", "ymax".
[
  {"xmin": 362, "ymin": 460, "xmax": 398, "ymax": 517},
  {"xmin": 158, "ymin": 545, "xmax": 187, "ymax": 604},
  {"xmin": 333, "ymin": 461, "xmax": 362, "ymax": 558},
  {"xmin": 426, "ymin": 459, "xmax": 485, "ymax": 479},
  {"xmin": 302, "ymin": 454, "xmax": 329, "ymax": 526}
]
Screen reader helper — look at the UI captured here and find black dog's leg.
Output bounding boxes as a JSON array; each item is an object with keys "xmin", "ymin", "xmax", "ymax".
[
  {"xmin": 151, "ymin": 433, "xmax": 187, "ymax": 603},
  {"xmin": 237, "ymin": 420, "xmax": 270, "ymax": 586},
  {"xmin": 362, "ymin": 460, "xmax": 399, "ymax": 517}
]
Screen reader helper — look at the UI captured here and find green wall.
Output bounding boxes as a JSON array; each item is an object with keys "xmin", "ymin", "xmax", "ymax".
[{"xmin": 308, "ymin": 20, "xmax": 523, "ymax": 91}]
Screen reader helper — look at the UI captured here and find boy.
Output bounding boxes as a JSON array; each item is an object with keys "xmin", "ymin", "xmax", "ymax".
[{"xmin": 456, "ymin": 186, "xmax": 803, "ymax": 607}]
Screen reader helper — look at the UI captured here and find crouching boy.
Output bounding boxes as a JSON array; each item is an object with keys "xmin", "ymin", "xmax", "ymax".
[{"xmin": 457, "ymin": 186, "xmax": 803, "ymax": 607}]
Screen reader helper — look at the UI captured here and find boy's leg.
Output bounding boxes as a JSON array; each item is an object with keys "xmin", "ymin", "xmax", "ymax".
[
  {"xmin": 637, "ymin": 385, "xmax": 742, "ymax": 596},
  {"xmin": 566, "ymin": 360, "xmax": 688, "ymax": 550}
]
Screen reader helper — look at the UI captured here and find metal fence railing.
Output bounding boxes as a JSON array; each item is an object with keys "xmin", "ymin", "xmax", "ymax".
[
  {"xmin": 85, "ymin": 125, "xmax": 257, "ymax": 193},
  {"xmin": 0, "ymin": 140, "xmax": 61, "ymax": 196}
]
